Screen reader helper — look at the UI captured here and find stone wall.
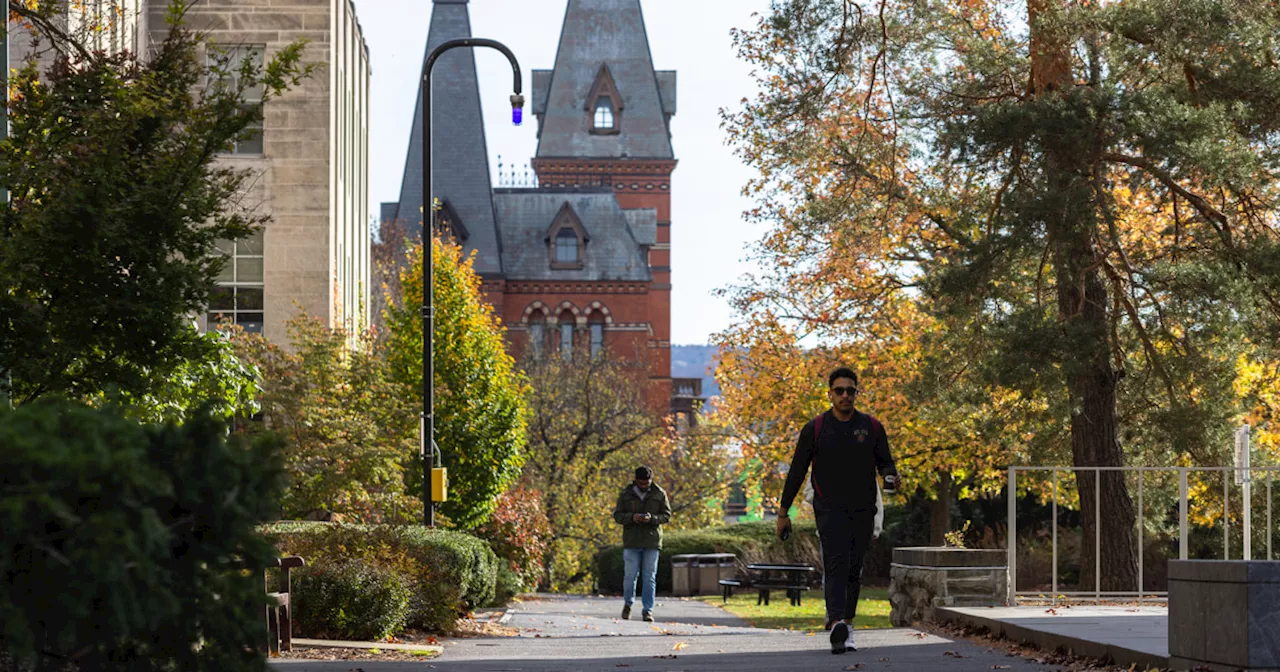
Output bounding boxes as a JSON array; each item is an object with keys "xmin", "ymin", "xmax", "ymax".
[
  {"xmin": 1168, "ymin": 560, "xmax": 1280, "ymax": 672},
  {"xmin": 889, "ymin": 547, "xmax": 1008, "ymax": 627}
]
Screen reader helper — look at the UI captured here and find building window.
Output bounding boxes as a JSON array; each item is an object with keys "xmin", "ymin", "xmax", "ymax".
[
  {"xmin": 589, "ymin": 316, "xmax": 604, "ymax": 357},
  {"xmin": 209, "ymin": 45, "xmax": 266, "ymax": 154},
  {"xmin": 593, "ymin": 96, "xmax": 615, "ymax": 130},
  {"xmin": 208, "ymin": 229, "xmax": 265, "ymax": 333},
  {"xmin": 529, "ymin": 311, "xmax": 546, "ymax": 358},
  {"xmin": 555, "ymin": 228, "xmax": 579, "ymax": 263},
  {"xmin": 559, "ymin": 312, "xmax": 575, "ymax": 360}
]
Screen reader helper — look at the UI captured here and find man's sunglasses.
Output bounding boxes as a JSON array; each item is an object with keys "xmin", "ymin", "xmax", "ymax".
[{"xmin": 831, "ymin": 386, "xmax": 857, "ymax": 397}]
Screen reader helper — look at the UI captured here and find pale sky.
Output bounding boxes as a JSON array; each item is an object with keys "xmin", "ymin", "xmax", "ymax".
[{"xmin": 359, "ymin": 0, "xmax": 773, "ymax": 345}]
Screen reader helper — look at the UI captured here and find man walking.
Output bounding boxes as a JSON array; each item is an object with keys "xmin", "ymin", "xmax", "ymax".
[
  {"xmin": 776, "ymin": 367, "xmax": 900, "ymax": 654},
  {"xmin": 612, "ymin": 465, "xmax": 672, "ymax": 622}
]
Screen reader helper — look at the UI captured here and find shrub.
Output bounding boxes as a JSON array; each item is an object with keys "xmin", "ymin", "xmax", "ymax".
[
  {"xmin": 0, "ymin": 399, "xmax": 286, "ymax": 672},
  {"xmin": 474, "ymin": 486, "xmax": 552, "ymax": 595},
  {"xmin": 493, "ymin": 562, "xmax": 524, "ymax": 607},
  {"xmin": 262, "ymin": 521, "xmax": 498, "ymax": 632},
  {"xmin": 293, "ymin": 560, "xmax": 411, "ymax": 641},
  {"xmin": 595, "ymin": 520, "xmax": 823, "ymax": 594}
]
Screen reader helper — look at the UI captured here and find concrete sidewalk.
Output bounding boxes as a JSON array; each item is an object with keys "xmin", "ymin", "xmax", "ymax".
[
  {"xmin": 936, "ymin": 605, "xmax": 1169, "ymax": 670},
  {"xmin": 273, "ymin": 595, "xmax": 1063, "ymax": 671}
]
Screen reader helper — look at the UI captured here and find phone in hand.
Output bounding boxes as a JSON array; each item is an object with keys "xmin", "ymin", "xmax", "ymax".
[{"xmin": 780, "ymin": 526, "xmax": 791, "ymax": 541}]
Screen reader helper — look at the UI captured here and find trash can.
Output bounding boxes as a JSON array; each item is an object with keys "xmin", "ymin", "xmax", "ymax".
[
  {"xmin": 671, "ymin": 554, "xmax": 697, "ymax": 597},
  {"xmin": 695, "ymin": 553, "xmax": 737, "ymax": 596}
]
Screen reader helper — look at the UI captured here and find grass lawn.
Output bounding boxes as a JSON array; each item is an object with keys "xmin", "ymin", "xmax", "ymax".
[{"xmin": 694, "ymin": 587, "xmax": 892, "ymax": 632}]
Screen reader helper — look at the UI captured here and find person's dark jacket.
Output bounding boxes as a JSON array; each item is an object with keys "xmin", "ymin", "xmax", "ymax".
[
  {"xmin": 779, "ymin": 409, "xmax": 898, "ymax": 515},
  {"xmin": 612, "ymin": 483, "xmax": 672, "ymax": 549}
]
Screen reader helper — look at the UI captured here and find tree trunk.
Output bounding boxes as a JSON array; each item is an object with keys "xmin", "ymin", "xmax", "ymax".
[
  {"xmin": 1030, "ymin": 0, "xmax": 1139, "ymax": 593},
  {"xmin": 929, "ymin": 472, "xmax": 953, "ymax": 547}
]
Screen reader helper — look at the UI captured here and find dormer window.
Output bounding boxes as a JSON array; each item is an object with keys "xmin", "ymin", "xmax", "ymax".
[
  {"xmin": 546, "ymin": 202, "xmax": 588, "ymax": 270},
  {"xmin": 592, "ymin": 97, "xmax": 615, "ymax": 130},
  {"xmin": 585, "ymin": 64, "xmax": 622, "ymax": 136},
  {"xmin": 555, "ymin": 228, "xmax": 579, "ymax": 262}
]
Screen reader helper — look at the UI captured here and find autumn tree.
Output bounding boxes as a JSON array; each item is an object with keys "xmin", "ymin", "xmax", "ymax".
[
  {"xmin": 229, "ymin": 316, "xmax": 419, "ymax": 522},
  {"xmin": 384, "ymin": 238, "xmax": 529, "ymax": 529},
  {"xmin": 0, "ymin": 1, "xmax": 311, "ymax": 406},
  {"xmin": 723, "ymin": 0, "xmax": 1280, "ymax": 588}
]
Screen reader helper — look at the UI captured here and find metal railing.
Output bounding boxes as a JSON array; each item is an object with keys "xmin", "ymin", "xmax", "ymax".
[{"xmin": 1007, "ymin": 466, "xmax": 1280, "ymax": 606}]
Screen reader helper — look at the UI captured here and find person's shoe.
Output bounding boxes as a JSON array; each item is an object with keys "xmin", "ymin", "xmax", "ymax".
[
  {"xmin": 642, "ymin": 610, "xmax": 654, "ymax": 622},
  {"xmin": 621, "ymin": 604, "xmax": 631, "ymax": 620},
  {"xmin": 830, "ymin": 620, "xmax": 850, "ymax": 654}
]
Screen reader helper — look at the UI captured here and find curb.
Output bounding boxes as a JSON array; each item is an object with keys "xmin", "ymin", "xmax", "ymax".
[
  {"xmin": 292, "ymin": 638, "xmax": 443, "ymax": 655},
  {"xmin": 932, "ymin": 607, "xmax": 1168, "ymax": 671}
]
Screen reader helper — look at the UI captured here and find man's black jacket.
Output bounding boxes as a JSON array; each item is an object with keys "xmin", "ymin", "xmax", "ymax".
[{"xmin": 779, "ymin": 409, "xmax": 898, "ymax": 515}]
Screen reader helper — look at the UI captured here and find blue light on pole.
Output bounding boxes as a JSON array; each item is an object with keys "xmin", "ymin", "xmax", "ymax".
[{"xmin": 510, "ymin": 94, "xmax": 524, "ymax": 126}]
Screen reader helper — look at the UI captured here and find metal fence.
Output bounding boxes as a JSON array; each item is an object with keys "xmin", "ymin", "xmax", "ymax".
[{"xmin": 1007, "ymin": 466, "xmax": 1280, "ymax": 606}]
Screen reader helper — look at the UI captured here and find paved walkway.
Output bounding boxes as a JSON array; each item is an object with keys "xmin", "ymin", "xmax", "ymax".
[
  {"xmin": 936, "ymin": 605, "xmax": 1169, "ymax": 670},
  {"xmin": 273, "ymin": 595, "xmax": 1064, "ymax": 671}
]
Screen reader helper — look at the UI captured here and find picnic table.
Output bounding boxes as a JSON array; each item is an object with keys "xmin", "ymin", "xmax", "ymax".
[{"xmin": 718, "ymin": 562, "xmax": 817, "ymax": 606}]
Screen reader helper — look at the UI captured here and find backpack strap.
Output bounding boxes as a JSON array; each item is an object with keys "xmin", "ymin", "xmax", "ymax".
[{"xmin": 810, "ymin": 412, "xmax": 825, "ymax": 500}]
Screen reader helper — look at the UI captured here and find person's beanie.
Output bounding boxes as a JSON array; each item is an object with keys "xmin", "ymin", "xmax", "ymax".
[{"xmin": 635, "ymin": 466, "xmax": 653, "ymax": 480}]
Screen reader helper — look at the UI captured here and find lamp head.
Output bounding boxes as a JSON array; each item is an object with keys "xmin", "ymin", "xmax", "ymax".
[{"xmin": 510, "ymin": 93, "xmax": 525, "ymax": 126}]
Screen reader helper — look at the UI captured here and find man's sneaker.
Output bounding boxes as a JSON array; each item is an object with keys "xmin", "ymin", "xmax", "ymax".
[
  {"xmin": 830, "ymin": 620, "xmax": 850, "ymax": 654},
  {"xmin": 621, "ymin": 605, "xmax": 631, "ymax": 620},
  {"xmin": 642, "ymin": 610, "xmax": 654, "ymax": 622}
]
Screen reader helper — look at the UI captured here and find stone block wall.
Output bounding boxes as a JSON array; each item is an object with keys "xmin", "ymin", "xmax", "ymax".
[
  {"xmin": 889, "ymin": 547, "xmax": 1008, "ymax": 627},
  {"xmin": 1168, "ymin": 560, "xmax": 1280, "ymax": 672}
]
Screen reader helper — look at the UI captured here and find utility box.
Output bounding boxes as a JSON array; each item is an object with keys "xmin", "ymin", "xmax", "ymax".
[
  {"xmin": 431, "ymin": 467, "xmax": 448, "ymax": 502},
  {"xmin": 695, "ymin": 554, "xmax": 737, "ymax": 596},
  {"xmin": 671, "ymin": 554, "xmax": 697, "ymax": 597}
]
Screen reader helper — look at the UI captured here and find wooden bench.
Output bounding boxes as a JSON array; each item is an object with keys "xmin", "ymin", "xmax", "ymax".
[
  {"xmin": 265, "ymin": 556, "xmax": 305, "ymax": 654},
  {"xmin": 753, "ymin": 581, "xmax": 809, "ymax": 606},
  {"xmin": 718, "ymin": 578, "xmax": 744, "ymax": 603}
]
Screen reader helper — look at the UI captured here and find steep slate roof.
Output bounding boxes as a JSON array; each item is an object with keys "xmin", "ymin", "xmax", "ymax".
[
  {"xmin": 392, "ymin": 0, "xmax": 503, "ymax": 275},
  {"xmin": 535, "ymin": 0, "xmax": 675, "ymax": 159},
  {"xmin": 493, "ymin": 190, "xmax": 653, "ymax": 282}
]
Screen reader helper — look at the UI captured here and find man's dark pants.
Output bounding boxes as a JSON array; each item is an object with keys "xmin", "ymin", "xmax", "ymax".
[{"xmin": 815, "ymin": 506, "xmax": 875, "ymax": 623}]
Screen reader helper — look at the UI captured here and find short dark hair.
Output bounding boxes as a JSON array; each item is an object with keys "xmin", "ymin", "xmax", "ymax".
[
  {"xmin": 635, "ymin": 466, "xmax": 653, "ymax": 480},
  {"xmin": 828, "ymin": 367, "xmax": 858, "ymax": 388}
]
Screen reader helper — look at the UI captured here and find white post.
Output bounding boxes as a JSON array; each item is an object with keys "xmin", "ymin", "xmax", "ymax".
[
  {"xmin": 1007, "ymin": 467, "xmax": 1016, "ymax": 606},
  {"xmin": 1238, "ymin": 425, "xmax": 1252, "ymax": 560}
]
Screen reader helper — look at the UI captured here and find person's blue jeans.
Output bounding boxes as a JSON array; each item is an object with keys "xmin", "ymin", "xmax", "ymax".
[{"xmin": 622, "ymin": 547, "xmax": 660, "ymax": 612}]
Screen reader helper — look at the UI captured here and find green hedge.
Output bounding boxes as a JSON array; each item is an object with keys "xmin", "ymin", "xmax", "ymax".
[
  {"xmin": 293, "ymin": 560, "xmax": 411, "ymax": 640},
  {"xmin": 0, "ymin": 400, "xmax": 285, "ymax": 672},
  {"xmin": 595, "ymin": 520, "xmax": 823, "ymax": 595},
  {"xmin": 261, "ymin": 521, "xmax": 498, "ymax": 633}
]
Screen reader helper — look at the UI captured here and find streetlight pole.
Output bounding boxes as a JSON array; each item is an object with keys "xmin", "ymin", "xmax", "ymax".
[{"xmin": 422, "ymin": 38, "xmax": 523, "ymax": 527}]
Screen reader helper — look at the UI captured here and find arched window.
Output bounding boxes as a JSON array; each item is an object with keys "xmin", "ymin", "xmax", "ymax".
[
  {"xmin": 558, "ymin": 311, "xmax": 575, "ymax": 360},
  {"xmin": 528, "ymin": 310, "xmax": 546, "ymax": 358},
  {"xmin": 555, "ymin": 228, "xmax": 579, "ymax": 263},
  {"xmin": 588, "ymin": 313, "xmax": 605, "ymax": 358},
  {"xmin": 593, "ymin": 96, "xmax": 615, "ymax": 130}
]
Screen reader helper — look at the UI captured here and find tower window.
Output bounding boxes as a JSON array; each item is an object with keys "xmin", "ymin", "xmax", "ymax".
[
  {"xmin": 558, "ymin": 312, "xmax": 575, "ymax": 360},
  {"xmin": 593, "ymin": 96, "xmax": 615, "ymax": 130},
  {"xmin": 555, "ymin": 228, "xmax": 579, "ymax": 263},
  {"xmin": 529, "ymin": 310, "xmax": 546, "ymax": 358},
  {"xmin": 589, "ymin": 316, "xmax": 604, "ymax": 357}
]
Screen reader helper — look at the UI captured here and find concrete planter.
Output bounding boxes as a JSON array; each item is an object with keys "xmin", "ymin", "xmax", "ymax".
[
  {"xmin": 1168, "ymin": 560, "xmax": 1280, "ymax": 672},
  {"xmin": 889, "ymin": 547, "xmax": 1008, "ymax": 627}
]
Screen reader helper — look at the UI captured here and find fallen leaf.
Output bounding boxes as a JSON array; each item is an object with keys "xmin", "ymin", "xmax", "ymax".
[
  {"xmin": 806, "ymin": 632, "xmax": 816, "ymax": 637},
  {"xmin": 943, "ymin": 651, "xmax": 968, "ymax": 658},
  {"xmin": 992, "ymin": 666, "xmax": 1011, "ymax": 670},
  {"xmin": 912, "ymin": 632, "xmax": 927, "ymax": 639},
  {"xmin": 673, "ymin": 642, "xmax": 688, "ymax": 651},
  {"xmin": 844, "ymin": 665, "xmax": 863, "ymax": 671}
]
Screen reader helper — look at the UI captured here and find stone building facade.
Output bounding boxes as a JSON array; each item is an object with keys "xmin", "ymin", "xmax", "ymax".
[
  {"xmin": 167, "ymin": 0, "xmax": 372, "ymax": 341},
  {"xmin": 384, "ymin": 0, "xmax": 700, "ymax": 413},
  {"xmin": 13, "ymin": 1, "xmax": 372, "ymax": 344}
]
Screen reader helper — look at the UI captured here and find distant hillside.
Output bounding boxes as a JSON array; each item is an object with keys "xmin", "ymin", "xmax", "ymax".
[{"xmin": 671, "ymin": 344, "xmax": 721, "ymax": 399}]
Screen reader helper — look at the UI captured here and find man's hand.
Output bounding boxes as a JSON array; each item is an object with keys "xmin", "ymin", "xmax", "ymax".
[
  {"xmin": 632, "ymin": 513, "xmax": 648, "ymax": 523},
  {"xmin": 776, "ymin": 515, "xmax": 792, "ymax": 541}
]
